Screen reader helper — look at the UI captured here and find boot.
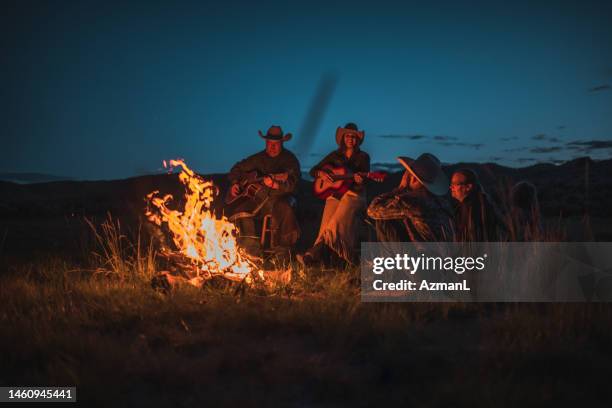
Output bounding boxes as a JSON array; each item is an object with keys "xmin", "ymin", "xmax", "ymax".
[{"xmin": 297, "ymin": 242, "xmax": 326, "ymax": 268}]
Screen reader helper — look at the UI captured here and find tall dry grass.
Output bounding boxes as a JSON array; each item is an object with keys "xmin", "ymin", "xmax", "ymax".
[
  {"xmin": 84, "ymin": 214, "xmax": 157, "ymax": 283},
  {"xmin": 491, "ymin": 178, "xmax": 565, "ymax": 242}
]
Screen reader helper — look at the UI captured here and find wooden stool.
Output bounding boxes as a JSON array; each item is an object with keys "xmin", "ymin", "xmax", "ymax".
[{"xmin": 260, "ymin": 214, "xmax": 275, "ymax": 249}]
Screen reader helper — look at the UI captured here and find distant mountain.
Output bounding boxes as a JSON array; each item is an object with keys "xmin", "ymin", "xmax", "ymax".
[
  {"xmin": 371, "ymin": 162, "xmax": 404, "ymax": 173},
  {"xmin": 0, "ymin": 173, "xmax": 74, "ymax": 184},
  {"xmin": 0, "ymin": 157, "xmax": 610, "ymax": 219}
]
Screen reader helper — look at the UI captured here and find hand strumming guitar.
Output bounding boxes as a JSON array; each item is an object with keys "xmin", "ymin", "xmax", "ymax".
[
  {"xmin": 264, "ymin": 172, "xmax": 289, "ymax": 190},
  {"xmin": 263, "ymin": 176, "xmax": 275, "ymax": 188},
  {"xmin": 317, "ymin": 170, "xmax": 333, "ymax": 182},
  {"xmin": 312, "ymin": 164, "xmax": 388, "ymax": 200},
  {"xmin": 230, "ymin": 183, "xmax": 241, "ymax": 197}
]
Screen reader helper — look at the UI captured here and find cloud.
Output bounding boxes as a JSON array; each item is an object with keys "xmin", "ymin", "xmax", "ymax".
[
  {"xmin": 377, "ymin": 134, "xmax": 475, "ymax": 149},
  {"xmin": 438, "ymin": 142, "xmax": 484, "ymax": 150},
  {"xmin": 530, "ymin": 146, "xmax": 563, "ymax": 154},
  {"xmin": 588, "ymin": 84, "xmax": 611, "ymax": 92},
  {"xmin": 457, "ymin": 142, "xmax": 484, "ymax": 150},
  {"xmin": 378, "ymin": 134, "xmax": 427, "ymax": 140},
  {"xmin": 489, "ymin": 156, "xmax": 503, "ymax": 161},
  {"xmin": 566, "ymin": 140, "xmax": 612, "ymax": 152},
  {"xmin": 377, "ymin": 134, "xmax": 483, "ymax": 150},
  {"xmin": 499, "ymin": 136, "xmax": 518, "ymax": 142},
  {"xmin": 566, "ymin": 145, "xmax": 582, "ymax": 151},
  {"xmin": 531, "ymin": 134, "xmax": 562, "ymax": 143},
  {"xmin": 371, "ymin": 162, "xmax": 404, "ymax": 172},
  {"xmin": 503, "ymin": 147, "xmax": 528, "ymax": 152},
  {"xmin": 557, "ymin": 125, "xmax": 566, "ymax": 130}
]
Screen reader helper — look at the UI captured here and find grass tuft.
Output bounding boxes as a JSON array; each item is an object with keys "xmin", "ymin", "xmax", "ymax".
[{"xmin": 84, "ymin": 213, "xmax": 157, "ymax": 283}]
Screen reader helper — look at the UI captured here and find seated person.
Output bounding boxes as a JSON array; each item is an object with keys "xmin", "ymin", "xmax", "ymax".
[
  {"xmin": 450, "ymin": 169, "xmax": 506, "ymax": 241},
  {"xmin": 367, "ymin": 153, "xmax": 454, "ymax": 242},
  {"xmin": 226, "ymin": 125, "xmax": 301, "ymax": 260},
  {"xmin": 300, "ymin": 122, "xmax": 370, "ymax": 267}
]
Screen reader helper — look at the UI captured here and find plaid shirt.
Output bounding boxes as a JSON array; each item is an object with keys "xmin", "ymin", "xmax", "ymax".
[{"xmin": 367, "ymin": 187, "xmax": 455, "ymax": 242}]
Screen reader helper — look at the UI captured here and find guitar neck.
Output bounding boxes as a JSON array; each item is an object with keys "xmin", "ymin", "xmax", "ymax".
[
  {"xmin": 242, "ymin": 172, "xmax": 288, "ymax": 184},
  {"xmin": 332, "ymin": 172, "xmax": 374, "ymax": 181}
]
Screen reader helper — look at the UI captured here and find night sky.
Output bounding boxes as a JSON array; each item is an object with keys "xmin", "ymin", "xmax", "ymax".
[{"xmin": 2, "ymin": 0, "xmax": 612, "ymax": 180}]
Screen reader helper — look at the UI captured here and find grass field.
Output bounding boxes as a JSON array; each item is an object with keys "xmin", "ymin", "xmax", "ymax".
[
  {"xmin": 2, "ymin": 248, "xmax": 612, "ymax": 406},
  {"xmin": 1, "ymin": 196, "xmax": 611, "ymax": 407}
]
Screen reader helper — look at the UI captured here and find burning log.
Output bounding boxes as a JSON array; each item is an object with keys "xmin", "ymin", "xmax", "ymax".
[
  {"xmin": 146, "ymin": 159, "xmax": 263, "ymax": 289},
  {"xmin": 151, "ymin": 271, "xmax": 205, "ymax": 291}
]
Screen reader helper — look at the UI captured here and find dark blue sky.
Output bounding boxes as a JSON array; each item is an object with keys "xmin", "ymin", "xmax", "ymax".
[{"xmin": 2, "ymin": 0, "xmax": 612, "ymax": 180}]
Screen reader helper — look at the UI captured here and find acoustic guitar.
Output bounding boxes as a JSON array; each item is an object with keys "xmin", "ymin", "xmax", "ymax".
[
  {"xmin": 224, "ymin": 171, "xmax": 289, "ymax": 218},
  {"xmin": 313, "ymin": 164, "xmax": 387, "ymax": 200}
]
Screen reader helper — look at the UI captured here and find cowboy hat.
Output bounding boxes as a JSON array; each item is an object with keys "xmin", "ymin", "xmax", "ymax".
[
  {"xmin": 335, "ymin": 122, "xmax": 365, "ymax": 146},
  {"xmin": 397, "ymin": 153, "xmax": 449, "ymax": 196},
  {"xmin": 259, "ymin": 125, "xmax": 292, "ymax": 142}
]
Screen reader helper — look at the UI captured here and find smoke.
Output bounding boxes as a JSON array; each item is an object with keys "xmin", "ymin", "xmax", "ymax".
[{"xmin": 294, "ymin": 72, "xmax": 339, "ymax": 160}]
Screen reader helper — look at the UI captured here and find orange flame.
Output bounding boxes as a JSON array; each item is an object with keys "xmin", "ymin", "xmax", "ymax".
[{"xmin": 146, "ymin": 159, "xmax": 256, "ymax": 283}]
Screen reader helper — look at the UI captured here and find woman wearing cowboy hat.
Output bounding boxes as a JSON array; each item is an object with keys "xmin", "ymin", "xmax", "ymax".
[
  {"xmin": 367, "ymin": 153, "xmax": 454, "ymax": 242},
  {"xmin": 299, "ymin": 122, "xmax": 370, "ymax": 267}
]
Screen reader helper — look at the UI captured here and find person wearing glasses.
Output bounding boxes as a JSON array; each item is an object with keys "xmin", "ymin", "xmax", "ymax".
[{"xmin": 450, "ymin": 169, "xmax": 506, "ymax": 241}]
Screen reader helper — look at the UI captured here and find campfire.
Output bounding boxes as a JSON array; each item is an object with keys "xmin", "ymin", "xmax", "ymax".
[{"xmin": 146, "ymin": 159, "xmax": 261, "ymax": 287}]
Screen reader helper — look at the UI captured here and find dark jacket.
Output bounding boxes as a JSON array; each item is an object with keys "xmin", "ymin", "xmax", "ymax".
[
  {"xmin": 309, "ymin": 149, "xmax": 370, "ymax": 194},
  {"xmin": 228, "ymin": 149, "xmax": 301, "ymax": 196},
  {"xmin": 228, "ymin": 148, "xmax": 301, "ymax": 248},
  {"xmin": 454, "ymin": 191, "xmax": 506, "ymax": 241}
]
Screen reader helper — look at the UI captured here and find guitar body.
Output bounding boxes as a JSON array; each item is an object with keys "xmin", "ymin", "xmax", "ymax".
[
  {"xmin": 313, "ymin": 165, "xmax": 352, "ymax": 199},
  {"xmin": 224, "ymin": 171, "xmax": 263, "ymax": 205},
  {"xmin": 224, "ymin": 170, "xmax": 289, "ymax": 219},
  {"xmin": 225, "ymin": 185, "xmax": 270, "ymax": 221},
  {"xmin": 313, "ymin": 164, "xmax": 388, "ymax": 200}
]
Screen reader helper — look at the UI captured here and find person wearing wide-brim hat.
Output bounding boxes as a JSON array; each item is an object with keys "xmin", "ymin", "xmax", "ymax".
[
  {"xmin": 258, "ymin": 125, "xmax": 293, "ymax": 142},
  {"xmin": 298, "ymin": 122, "xmax": 370, "ymax": 267},
  {"xmin": 367, "ymin": 153, "xmax": 454, "ymax": 242},
  {"xmin": 227, "ymin": 125, "xmax": 301, "ymax": 260}
]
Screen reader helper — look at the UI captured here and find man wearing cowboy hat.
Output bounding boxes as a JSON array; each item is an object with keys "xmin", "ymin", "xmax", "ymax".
[
  {"xmin": 227, "ymin": 125, "xmax": 301, "ymax": 259},
  {"xmin": 367, "ymin": 153, "xmax": 454, "ymax": 242}
]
